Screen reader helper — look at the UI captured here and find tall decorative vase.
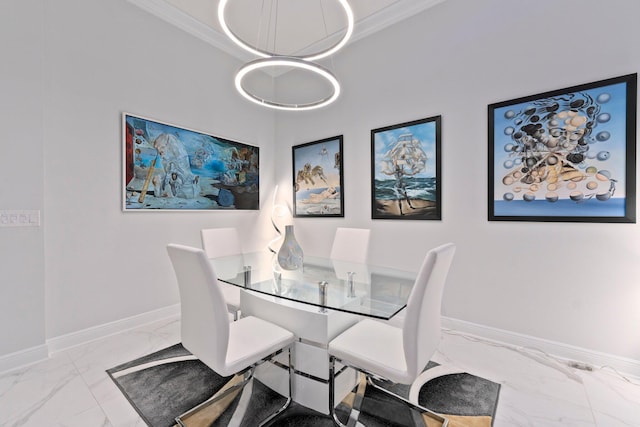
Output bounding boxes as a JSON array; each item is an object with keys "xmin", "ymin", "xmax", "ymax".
[{"xmin": 277, "ymin": 225, "xmax": 304, "ymax": 270}]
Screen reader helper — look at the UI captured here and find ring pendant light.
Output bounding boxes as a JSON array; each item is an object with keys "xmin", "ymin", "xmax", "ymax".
[
  {"xmin": 218, "ymin": 0, "xmax": 354, "ymax": 61},
  {"xmin": 235, "ymin": 57, "xmax": 341, "ymax": 111}
]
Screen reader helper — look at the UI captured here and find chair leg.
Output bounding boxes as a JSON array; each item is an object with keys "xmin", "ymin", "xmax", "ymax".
[
  {"xmin": 366, "ymin": 376, "xmax": 449, "ymax": 427},
  {"xmin": 175, "ymin": 367, "xmax": 254, "ymax": 426},
  {"xmin": 329, "ymin": 357, "xmax": 364, "ymax": 427},
  {"xmin": 258, "ymin": 345, "xmax": 293, "ymax": 427},
  {"xmin": 329, "ymin": 356, "xmax": 345, "ymax": 426}
]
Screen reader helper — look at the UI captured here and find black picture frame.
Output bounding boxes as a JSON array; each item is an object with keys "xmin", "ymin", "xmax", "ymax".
[
  {"xmin": 292, "ymin": 135, "xmax": 344, "ymax": 217},
  {"xmin": 371, "ymin": 116, "xmax": 442, "ymax": 220},
  {"xmin": 488, "ymin": 74, "xmax": 637, "ymax": 223}
]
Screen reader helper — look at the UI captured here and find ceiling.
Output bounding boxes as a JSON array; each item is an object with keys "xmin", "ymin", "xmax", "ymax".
[{"xmin": 127, "ymin": 0, "xmax": 446, "ymax": 61}]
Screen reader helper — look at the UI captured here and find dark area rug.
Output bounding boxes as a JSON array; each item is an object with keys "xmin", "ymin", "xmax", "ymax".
[{"xmin": 107, "ymin": 343, "xmax": 500, "ymax": 427}]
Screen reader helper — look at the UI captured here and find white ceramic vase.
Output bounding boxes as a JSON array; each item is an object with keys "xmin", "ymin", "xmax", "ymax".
[{"xmin": 277, "ymin": 225, "xmax": 304, "ymax": 270}]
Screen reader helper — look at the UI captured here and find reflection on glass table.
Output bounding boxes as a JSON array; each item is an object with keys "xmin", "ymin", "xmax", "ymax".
[{"xmin": 210, "ymin": 252, "xmax": 415, "ymax": 320}]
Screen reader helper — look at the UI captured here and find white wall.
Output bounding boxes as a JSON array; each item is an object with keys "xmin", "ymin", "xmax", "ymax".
[
  {"xmin": 0, "ymin": 1, "xmax": 46, "ymax": 357},
  {"xmin": 40, "ymin": 0, "xmax": 275, "ymax": 339},
  {"xmin": 275, "ymin": 0, "xmax": 640, "ymax": 362},
  {"xmin": 0, "ymin": 0, "xmax": 279, "ymax": 366}
]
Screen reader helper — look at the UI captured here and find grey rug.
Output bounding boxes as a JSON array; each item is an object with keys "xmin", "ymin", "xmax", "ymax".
[{"xmin": 107, "ymin": 343, "xmax": 500, "ymax": 427}]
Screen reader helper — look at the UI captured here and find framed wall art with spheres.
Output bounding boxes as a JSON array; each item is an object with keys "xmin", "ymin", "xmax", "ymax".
[{"xmin": 488, "ymin": 74, "xmax": 636, "ymax": 223}]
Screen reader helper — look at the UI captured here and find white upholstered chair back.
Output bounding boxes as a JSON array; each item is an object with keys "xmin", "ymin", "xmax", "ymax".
[
  {"xmin": 167, "ymin": 244, "xmax": 229, "ymax": 371},
  {"xmin": 402, "ymin": 243, "xmax": 456, "ymax": 380},
  {"xmin": 330, "ymin": 227, "xmax": 371, "ymax": 264},
  {"xmin": 201, "ymin": 227, "xmax": 242, "ymax": 258}
]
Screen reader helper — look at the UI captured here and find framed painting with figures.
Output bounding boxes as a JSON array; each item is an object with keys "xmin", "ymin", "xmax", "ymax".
[
  {"xmin": 292, "ymin": 136, "xmax": 344, "ymax": 217},
  {"xmin": 371, "ymin": 116, "xmax": 442, "ymax": 220},
  {"xmin": 123, "ymin": 113, "xmax": 259, "ymax": 211},
  {"xmin": 488, "ymin": 74, "xmax": 636, "ymax": 223}
]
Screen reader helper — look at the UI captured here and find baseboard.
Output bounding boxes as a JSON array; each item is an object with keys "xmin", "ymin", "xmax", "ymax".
[
  {"xmin": 0, "ymin": 344, "xmax": 49, "ymax": 374},
  {"xmin": 47, "ymin": 304, "xmax": 180, "ymax": 355},
  {"xmin": 442, "ymin": 316, "xmax": 640, "ymax": 379},
  {"xmin": 0, "ymin": 305, "xmax": 180, "ymax": 374},
  {"xmin": 4, "ymin": 309, "xmax": 638, "ymax": 380}
]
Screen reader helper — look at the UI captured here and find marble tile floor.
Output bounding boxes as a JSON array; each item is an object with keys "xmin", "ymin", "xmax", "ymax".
[{"xmin": 1, "ymin": 317, "xmax": 639, "ymax": 427}]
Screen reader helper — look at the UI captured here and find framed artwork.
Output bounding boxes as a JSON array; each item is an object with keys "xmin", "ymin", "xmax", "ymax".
[
  {"xmin": 123, "ymin": 113, "xmax": 259, "ymax": 211},
  {"xmin": 292, "ymin": 135, "xmax": 344, "ymax": 217},
  {"xmin": 488, "ymin": 73, "xmax": 637, "ymax": 223},
  {"xmin": 371, "ymin": 116, "xmax": 442, "ymax": 220}
]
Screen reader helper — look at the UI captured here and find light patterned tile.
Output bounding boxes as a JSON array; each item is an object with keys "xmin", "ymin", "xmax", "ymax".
[
  {"xmin": 0, "ymin": 353, "xmax": 100, "ymax": 426},
  {"xmin": 578, "ymin": 368, "xmax": 640, "ymax": 427}
]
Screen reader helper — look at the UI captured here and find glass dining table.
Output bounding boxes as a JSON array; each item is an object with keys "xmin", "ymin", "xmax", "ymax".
[
  {"xmin": 208, "ymin": 251, "xmax": 418, "ymax": 415},
  {"xmin": 210, "ymin": 251, "xmax": 417, "ymax": 320}
]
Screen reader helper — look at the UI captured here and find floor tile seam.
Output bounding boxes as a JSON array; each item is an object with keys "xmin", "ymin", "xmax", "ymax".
[
  {"xmin": 576, "ymin": 375, "xmax": 599, "ymax": 426},
  {"xmin": 66, "ymin": 349, "xmax": 115, "ymax": 425}
]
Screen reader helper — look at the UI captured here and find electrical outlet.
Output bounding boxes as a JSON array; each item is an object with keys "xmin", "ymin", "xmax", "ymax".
[
  {"xmin": 567, "ymin": 361, "xmax": 593, "ymax": 371},
  {"xmin": 0, "ymin": 210, "xmax": 40, "ymax": 227}
]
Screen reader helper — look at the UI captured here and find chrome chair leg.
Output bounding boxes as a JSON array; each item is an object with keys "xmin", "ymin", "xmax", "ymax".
[
  {"xmin": 329, "ymin": 356, "xmax": 364, "ymax": 427},
  {"xmin": 329, "ymin": 357, "xmax": 449, "ymax": 427},
  {"xmin": 258, "ymin": 346, "xmax": 293, "ymax": 426},
  {"xmin": 329, "ymin": 356, "xmax": 345, "ymax": 427},
  {"xmin": 175, "ymin": 347, "xmax": 293, "ymax": 427},
  {"xmin": 366, "ymin": 376, "xmax": 449, "ymax": 427},
  {"xmin": 175, "ymin": 367, "xmax": 254, "ymax": 426}
]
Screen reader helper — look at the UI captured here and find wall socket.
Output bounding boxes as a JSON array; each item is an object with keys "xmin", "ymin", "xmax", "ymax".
[
  {"xmin": 567, "ymin": 361, "xmax": 594, "ymax": 371},
  {"xmin": 0, "ymin": 210, "xmax": 40, "ymax": 227}
]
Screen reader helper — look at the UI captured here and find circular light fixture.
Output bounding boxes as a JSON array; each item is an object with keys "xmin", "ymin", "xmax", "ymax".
[
  {"xmin": 218, "ymin": 0, "xmax": 354, "ymax": 61},
  {"xmin": 235, "ymin": 56, "xmax": 341, "ymax": 111}
]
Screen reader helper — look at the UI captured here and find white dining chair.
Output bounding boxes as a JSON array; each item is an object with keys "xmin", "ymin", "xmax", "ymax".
[
  {"xmin": 167, "ymin": 244, "xmax": 295, "ymax": 426},
  {"xmin": 328, "ymin": 243, "xmax": 456, "ymax": 427},
  {"xmin": 330, "ymin": 227, "xmax": 371, "ymax": 264},
  {"xmin": 201, "ymin": 227, "xmax": 242, "ymax": 320}
]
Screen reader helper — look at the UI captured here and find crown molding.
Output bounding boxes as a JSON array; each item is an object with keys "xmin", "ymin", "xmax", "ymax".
[
  {"xmin": 351, "ymin": 0, "xmax": 447, "ymax": 44},
  {"xmin": 126, "ymin": 0, "xmax": 447, "ymax": 61},
  {"xmin": 126, "ymin": 0, "xmax": 251, "ymax": 61}
]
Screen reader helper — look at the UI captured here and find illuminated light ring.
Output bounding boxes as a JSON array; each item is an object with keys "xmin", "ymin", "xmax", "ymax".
[
  {"xmin": 218, "ymin": 0, "xmax": 354, "ymax": 61},
  {"xmin": 235, "ymin": 57, "xmax": 340, "ymax": 111}
]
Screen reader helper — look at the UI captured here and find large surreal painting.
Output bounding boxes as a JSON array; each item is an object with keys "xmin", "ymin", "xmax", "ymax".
[
  {"xmin": 292, "ymin": 135, "xmax": 344, "ymax": 217},
  {"xmin": 123, "ymin": 113, "xmax": 259, "ymax": 211},
  {"xmin": 371, "ymin": 116, "xmax": 442, "ymax": 220},
  {"xmin": 488, "ymin": 74, "xmax": 636, "ymax": 223}
]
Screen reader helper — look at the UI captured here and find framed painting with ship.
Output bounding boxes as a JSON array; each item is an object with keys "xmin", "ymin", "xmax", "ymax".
[
  {"xmin": 292, "ymin": 135, "xmax": 344, "ymax": 217},
  {"xmin": 371, "ymin": 116, "xmax": 442, "ymax": 220},
  {"xmin": 488, "ymin": 73, "xmax": 636, "ymax": 223},
  {"xmin": 123, "ymin": 113, "xmax": 259, "ymax": 211}
]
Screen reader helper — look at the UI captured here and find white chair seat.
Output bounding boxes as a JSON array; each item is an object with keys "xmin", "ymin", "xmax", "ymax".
[
  {"xmin": 223, "ymin": 316, "xmax": 294, "ymax": 377},
  {"xmin": 329, "ymin": 319, "xmax": 410, "ymax": 384}
]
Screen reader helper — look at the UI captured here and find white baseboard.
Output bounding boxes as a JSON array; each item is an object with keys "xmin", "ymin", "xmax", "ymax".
[
  {"xmin": 0, "ymin": 304, "xmax": 180, "ymax": 374},
  {"xmin": 47, "ymin": 304, "xmax": 180, "ymax": 355},
  {"xmin": 4, "ymin": 309, "xmax": 638, "ymax": 380},
  {"xmin": 442, "ymin": 316, "xmax": 640, "ymax": 379},
  {"xmin": 0, "ymin": 344, "xmax": 49, "ymax": 374}
]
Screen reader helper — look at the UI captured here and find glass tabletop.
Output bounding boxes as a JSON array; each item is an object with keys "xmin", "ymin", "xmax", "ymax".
[{"xmin": 210, "ymin": 252, "xmax": 416, "ymax": 320}]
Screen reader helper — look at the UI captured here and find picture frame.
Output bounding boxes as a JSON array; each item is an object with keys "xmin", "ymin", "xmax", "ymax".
[
  {"xmin": 488, "ymin": 74, "xmax": 637, "ymax": 223},
  {"xmin": 292, "ymin": 135, "xmax": 344, "ymax": 217},
  {"xmin": 123, "ymin": 113, "xmax": 259, "ymax": 211},
  {"xmin": 371, "ymin": 116, "xmax": 442, "ymax": 220}
]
